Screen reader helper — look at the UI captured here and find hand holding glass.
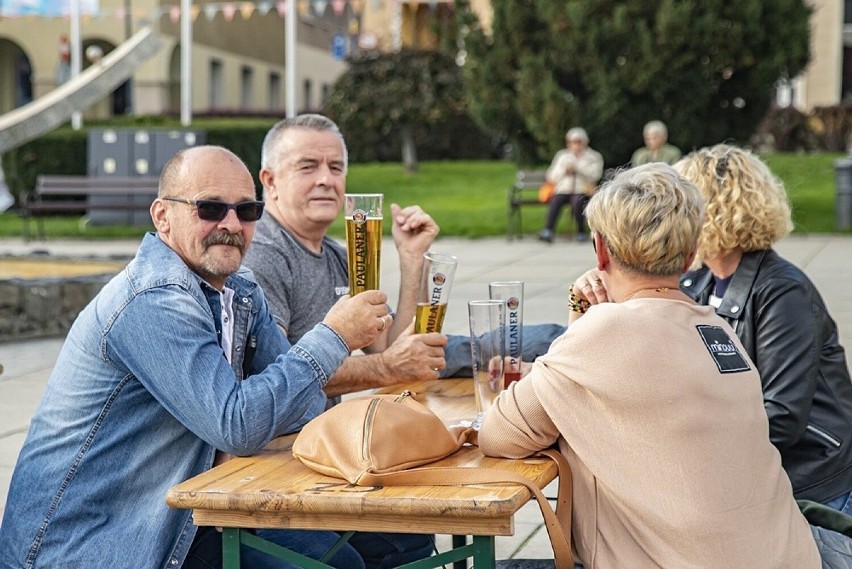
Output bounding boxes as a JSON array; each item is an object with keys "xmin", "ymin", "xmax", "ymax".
[
  {"xmin": 345, "ymin": 194, "xmax": 383, "ymax": 296},
  {"xmin": 469, "ymin": 299, "xmax": 505, "ymax": 429},
  {"xmin": 414, "ymin": 251, "xmax": 458, "ymax": 333}
]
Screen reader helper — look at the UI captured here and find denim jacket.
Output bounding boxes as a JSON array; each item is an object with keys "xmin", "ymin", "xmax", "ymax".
[{"xmin": 0, "ymin": 233, "xmax": 350, "ymax": 569}]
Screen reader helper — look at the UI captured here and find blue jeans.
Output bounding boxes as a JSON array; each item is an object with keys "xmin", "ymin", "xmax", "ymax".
[
  {"xmin": 442, "ymin": 324, "xmax": 566, "ymax": 378},
  {"xmin": 183, "ymin": 527, "xmax": 432, "ymax": 569},
  {"xmin": 810, "ymin": 524, "xmax": 852, "ymax": 568},
  {"xmin": 825, "ymin": 491, "xmax": 852, "ymax": 516},
  {"xmin": 348, "ymin": 532, "xmax": 434, "ymax": 569}
]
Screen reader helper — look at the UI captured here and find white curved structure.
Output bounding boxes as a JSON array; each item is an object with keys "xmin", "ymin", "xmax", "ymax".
[{"xmin": 0, "ymin": 27, "xmax": 162, "ymax": 155}]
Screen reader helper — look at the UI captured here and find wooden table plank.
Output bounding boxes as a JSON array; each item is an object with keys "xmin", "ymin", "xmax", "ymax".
[{"xmin": 166, "ymin": 379, "xmax": 557, "ymax": 538}]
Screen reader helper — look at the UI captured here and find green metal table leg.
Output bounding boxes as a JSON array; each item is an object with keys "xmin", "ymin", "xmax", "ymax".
[
  {"xmin": 471, "ymin": 535, "xmax": 496, "ymax": 569},
  {"xmin": 222, "ymin": 528, "xmax": 241, "ymax": 569},
  {"xmin": 452, "ymin": 535, "xmax": 468, "ymax": 569}
]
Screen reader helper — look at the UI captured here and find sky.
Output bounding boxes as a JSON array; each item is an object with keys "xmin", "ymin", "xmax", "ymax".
[{"xmin": 1, "ymin": 0, "xmax": 99, "ymax": 16}]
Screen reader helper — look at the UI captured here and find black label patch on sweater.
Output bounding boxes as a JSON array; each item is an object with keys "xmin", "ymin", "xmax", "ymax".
[{"xmin": 696, "ymin": 325, "xmax": 751, "ymax": 373}]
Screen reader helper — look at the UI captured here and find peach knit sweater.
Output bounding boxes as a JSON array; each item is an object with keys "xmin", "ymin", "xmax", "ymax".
[{"xmin": 479, "ymin": 298, "xmax": 820, "ymax": 568}]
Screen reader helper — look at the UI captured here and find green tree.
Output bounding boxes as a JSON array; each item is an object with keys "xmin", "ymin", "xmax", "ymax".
[
  {"xmin": 324, "ymin": 50, "xmax": 467, "ymax": 172},
  {"xmin": 457, "ymin": 0, "xmax": 811, "ymax": 166}
]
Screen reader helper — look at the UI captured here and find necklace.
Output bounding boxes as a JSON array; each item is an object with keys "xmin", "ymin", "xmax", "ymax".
[{"xmin": 625, "ymin": 287, "xmax": 672, "ymax": 301}]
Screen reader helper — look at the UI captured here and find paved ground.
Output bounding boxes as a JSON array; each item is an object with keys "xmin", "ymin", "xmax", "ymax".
[{"xmin": 1, "ymin": 233, "xmax": 851, "ymax": 561}]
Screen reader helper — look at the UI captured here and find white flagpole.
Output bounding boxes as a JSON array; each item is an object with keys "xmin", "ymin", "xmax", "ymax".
[
  {"xmin": 180, "ymin": 0, "xmax": 192, "ymax": 126},
  {"xmin": 70, "ymin": 0, "xmax": 82, "ymax": 129},
  {"xmin": 285, "ymin": 0, "xmax": 296, "ymax": 118}
]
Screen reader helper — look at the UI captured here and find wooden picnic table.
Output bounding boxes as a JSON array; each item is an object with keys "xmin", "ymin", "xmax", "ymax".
[{"xmin": 166, "ymin": 379, "xmax": 559, "ymax": 569}]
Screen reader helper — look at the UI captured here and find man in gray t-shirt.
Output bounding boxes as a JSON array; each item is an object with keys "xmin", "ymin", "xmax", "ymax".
[
  {"xmin": 244, "ymin": 115, "xmax": 565, "ymax": 385},
  {"xmin": 247, "ymin": 213, "xmax": 350, "ymax": 344},
  {"xmin": 244, "ymin": 115, "xmax": 448, "ymax": 393}
]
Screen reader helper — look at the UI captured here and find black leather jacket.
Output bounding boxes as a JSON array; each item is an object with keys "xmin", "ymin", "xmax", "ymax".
[{"xmin": 680, "ymin": 249, "xmax": 852, "ymax": 502}]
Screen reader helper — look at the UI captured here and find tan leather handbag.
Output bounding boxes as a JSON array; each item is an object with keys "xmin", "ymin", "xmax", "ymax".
[{"xmin": 293, "ymin": 391, "xmax": 575, "ymax": 568}]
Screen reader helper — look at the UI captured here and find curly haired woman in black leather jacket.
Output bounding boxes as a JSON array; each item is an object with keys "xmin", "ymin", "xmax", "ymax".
[{"xmin": 675, "ymin": 144, "xmax": 852, "ymax": 514}]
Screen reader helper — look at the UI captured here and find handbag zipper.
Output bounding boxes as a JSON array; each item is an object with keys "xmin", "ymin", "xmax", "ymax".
[
  {"xmin": 362, "ymin": 392, "xmax": 412, "ymax": 461},
  {"xmin": 362, "ymin": 398, "xmax": 381, "ymax": 462},
  {"xmin": 806, "ymin": 424, "xmax": 841, "ymax": 447}
]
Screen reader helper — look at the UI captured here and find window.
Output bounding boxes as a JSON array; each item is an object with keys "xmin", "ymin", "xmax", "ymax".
[
  {"xmin": 269, "ymin": 72, "xmax": 281, "ymax": 110},
  {"xmin": 240, "ymin": 66, "xmax": 254, "ymax": 109},
  {"xmin": 303, "ymin": 78, "xmax": 313, "ymax": 111},
  {"xmin": 209, "ymin": 59, "xmax": 223, "ymax": 110}
]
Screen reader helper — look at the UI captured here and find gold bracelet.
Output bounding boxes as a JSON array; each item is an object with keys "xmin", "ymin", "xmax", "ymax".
[{"xmin": 568, "ymin": 289, "xmax": 591, "ymax": 314}]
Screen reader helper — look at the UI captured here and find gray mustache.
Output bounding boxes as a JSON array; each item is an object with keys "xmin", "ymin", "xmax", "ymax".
[{"xmin": 203, "ymin": 232, "xmax": 245, "ymax": 251}]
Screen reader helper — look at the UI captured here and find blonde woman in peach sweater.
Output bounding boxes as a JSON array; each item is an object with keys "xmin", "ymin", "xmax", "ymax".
[{"xmin": 479, "ymin": 163, "xmax": 822, "ymax": 568}]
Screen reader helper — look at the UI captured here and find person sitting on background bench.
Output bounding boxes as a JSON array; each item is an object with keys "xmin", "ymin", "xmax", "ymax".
[
  {"xmin": 630, "ymin": 120, "xmax": 682, "ymax": 166},
  {"xmin": 538, "ymin": 127, "xmax": 603, "ymax": 244}
]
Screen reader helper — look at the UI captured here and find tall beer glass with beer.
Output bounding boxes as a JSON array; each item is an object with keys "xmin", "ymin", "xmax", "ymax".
[
  {"xmin": 414, "ymin": 251, "xmax": 458, "ymax": 333},
  {"xmin": 344, "ymin": 194, "xmax": 383, "ymax": 296},
  {"xmin": 469, "ymin": 299, "xmax": 505, "ymax": 429},
  {"xmin": 489, "ymin": 281, "xmax": 524, "ymax": 387}
]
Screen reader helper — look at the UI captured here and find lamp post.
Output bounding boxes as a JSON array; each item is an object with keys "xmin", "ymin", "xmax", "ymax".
[
  {"xmin": 70, "ymin": 0, "xmax": 82, "ymax": 129},
  {"xmin": 285, "ymin": 0, "xmax": 296, "ymax": 117},
  {"xmin": 180, "ymin": 0, "xmax": 192, "ymax": 125}
]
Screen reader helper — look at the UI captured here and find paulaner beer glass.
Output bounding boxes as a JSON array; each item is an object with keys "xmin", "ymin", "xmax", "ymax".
[
  {"xmin": 469, "ymin": 299, "xmax": 505, "ymax": 429},
  {"xmin": 344, "ymin": 194, "xmax": 383, "ymax": 296},
  {"xmin": 414, "ymin": 251, "xmax": 458, "ymax": 333},
  {"xmin": 489, "ymin": 281, "xmax": 524, "ymax": 387}
]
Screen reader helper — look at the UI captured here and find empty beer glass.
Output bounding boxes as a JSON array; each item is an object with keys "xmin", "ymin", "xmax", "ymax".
[
  {"xmin": 344, "ymin": 194, "xmax": 383, "ymax": 295},
  {"xmin": 469, "ymin": 299, "xmax": 505, "ymax": 429},
  {"xmin": 489, "ymin": 281, "xmax": 524, "ymax": 387},
  {"xmin": 414, "ymin": 251, "xmax": 458, "ymax": 333}
]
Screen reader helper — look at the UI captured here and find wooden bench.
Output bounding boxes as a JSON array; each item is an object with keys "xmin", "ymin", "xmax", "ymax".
[
  {"xmin": 22, "ymin": 175, "xmax": 159, "ymax": 240},
  {"xmin": 507, "ymin": 170, "xmax": 548, "ymax": 241}
]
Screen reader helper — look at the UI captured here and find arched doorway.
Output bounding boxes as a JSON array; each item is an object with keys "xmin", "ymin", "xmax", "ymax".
[
  {"xmin": 0, "ymin": 39, "xmax": 33, "ymax": 114},
  {"xmin": 81, "ymin": 38, "xmax": 131, "ymax": 118},
  {"xmin": 168, "ymin": 45, "xmax": 181, "ymax": 115}
]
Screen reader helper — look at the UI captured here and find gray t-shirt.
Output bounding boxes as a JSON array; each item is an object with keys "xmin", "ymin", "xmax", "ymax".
[{"xmin": 244, "ymin": 214, "xmax": 349, "ymax": 344}]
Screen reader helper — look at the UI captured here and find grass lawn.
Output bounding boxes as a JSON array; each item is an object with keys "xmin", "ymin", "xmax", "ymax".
[
  {"xmin": 762, "ymin": 153, "xmax": 845, "ymax": 234},
  {"xmin": 1, "ymin": 153, "xmax": 848, "ymax": 239}
]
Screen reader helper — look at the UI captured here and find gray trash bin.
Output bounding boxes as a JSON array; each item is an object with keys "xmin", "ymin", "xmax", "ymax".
[{"xmin": 835, "ymin": 158, "xmax": 852, "ymax": 231}]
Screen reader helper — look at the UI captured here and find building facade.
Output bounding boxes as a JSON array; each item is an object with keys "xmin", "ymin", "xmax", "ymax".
[
  {"xmin": 0, "ymin": 0, "xmax": 357, "ymax": 119},
  {"xmin": 1, "ymin": 0, "xmax": 849, "ymax": 123}
]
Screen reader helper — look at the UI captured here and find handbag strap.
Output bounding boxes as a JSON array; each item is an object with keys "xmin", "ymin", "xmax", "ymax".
[{"xmin": 358, "ymin": 448, "xmax": 573, "ymax": 569}]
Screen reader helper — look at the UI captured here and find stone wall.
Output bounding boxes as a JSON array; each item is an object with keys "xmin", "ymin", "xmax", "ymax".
[{"xmin": 0, "ymin": 274, "xmax": 114, "ymax": 342}]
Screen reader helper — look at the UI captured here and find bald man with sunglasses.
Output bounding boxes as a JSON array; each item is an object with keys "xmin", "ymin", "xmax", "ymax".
[{"xmin": 0, "ymin": 146, "xmax": 400, "ymax": 569}]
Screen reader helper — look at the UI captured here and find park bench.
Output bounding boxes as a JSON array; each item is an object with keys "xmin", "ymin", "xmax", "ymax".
[
  {"xmin": 21, "ymin": 175, "xmax": 159, "ymax": 241},
  {"xmin": 507, "ymin": 170, "xmax": 548, "ymax": 240}
]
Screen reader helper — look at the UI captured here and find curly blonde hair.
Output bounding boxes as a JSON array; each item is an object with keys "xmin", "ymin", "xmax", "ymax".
[
  {"xmin": 586, "ymin": 163, "xmax": 705, "ymax": 276},
  {"xmin": 673, "ymin": 144, "xmax": 792, "ymax": 262}
]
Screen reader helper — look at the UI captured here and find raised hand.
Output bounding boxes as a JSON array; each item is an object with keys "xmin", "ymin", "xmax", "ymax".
[
  {"xmin": 572, "ymin": 268, "xmax": 610, "ymax": 306},
  {"xmin": 390, "ymin": 203, "xmax": 440, "ymax": 261}
]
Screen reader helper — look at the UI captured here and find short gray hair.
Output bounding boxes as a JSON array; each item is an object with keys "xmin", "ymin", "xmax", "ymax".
[
  {"xmin": 565, "ymin": 127, "xmax": 589, "ymax": 143},
  {"xmin": 586, "ymin": 163, "xmax": 704, "ymax": 276},
  {"xmin": 261, "ymin": 114, "xmax": 349, "ymax": 171},
  {"xmin": 643, "ymin": 120, "xmax": 668, "ymax": 139}
]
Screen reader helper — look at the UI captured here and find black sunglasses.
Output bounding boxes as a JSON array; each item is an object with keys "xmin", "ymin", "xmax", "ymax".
[{"xmin": 162, "ymin": 197, "xmax": 264, "ymax": 222}]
